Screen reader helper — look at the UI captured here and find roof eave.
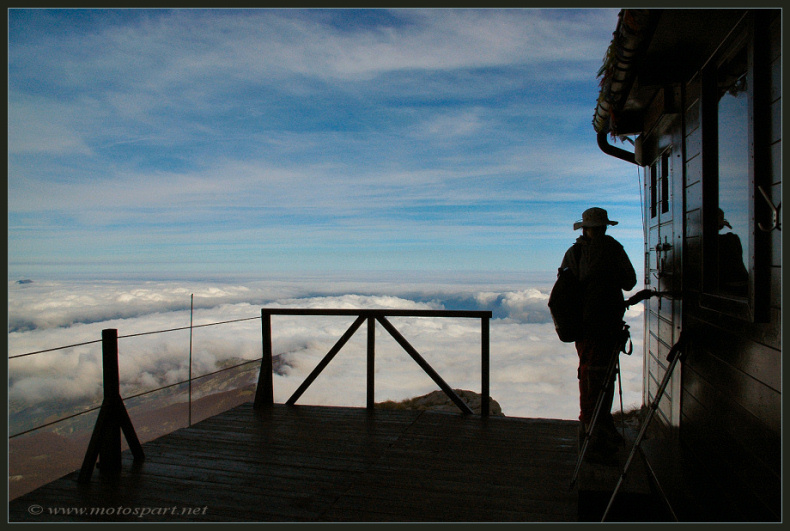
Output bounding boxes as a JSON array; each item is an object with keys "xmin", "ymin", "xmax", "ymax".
[{"xmin": 593, "ymin": 9, "xmax": 661, "ymax": 136}]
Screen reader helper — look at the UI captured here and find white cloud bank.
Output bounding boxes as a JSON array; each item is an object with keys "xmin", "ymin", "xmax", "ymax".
[{"xmin": 8, "ymin": 277, "xmax": 645, "ymax": 424}]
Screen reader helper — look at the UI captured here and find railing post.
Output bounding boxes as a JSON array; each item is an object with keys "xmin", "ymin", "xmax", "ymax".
[
  {"xmin": 101, "ymin": 329, "xmax": 122, "ymax": 471},
  {"xmin": 481, "ymin": 316, "xmax": 490, "ymax": 418},
  {"xmin": 367, "ymin": 316, "xmax": 375, "ymax": 410},
  {"xmin": 254, "ymin": 310, "xmax": 274, "ymax": 409},
  {"xmin": 188, "ymin": 294, "xmax": 194, "ymax": 427},
  {"xmin": 79, "ymin": 329, "xmax": 143, "ymax": 483},
  {"xmin": 102, "ymin": 329, "xmax": 121, "ymax": 400}
]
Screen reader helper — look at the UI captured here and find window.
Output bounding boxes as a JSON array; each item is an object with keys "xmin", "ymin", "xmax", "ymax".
[
  {"xmin": 660, "ymin": 152, "xmax": 670, "ymax": 214},
  {"xmin": 650, "ymin": 165, "xmax": 657, "ymax": 218},
  {"xmin": 700, "ymin": 20, "xmax": 758, "ymax": 320},
  {"xmin": 649, "ymin": 151, "xmax": 670, "ymax": 219},
  {"xmin": 715, "ymin": 46, "xmax": 750, "ymax": 299}
]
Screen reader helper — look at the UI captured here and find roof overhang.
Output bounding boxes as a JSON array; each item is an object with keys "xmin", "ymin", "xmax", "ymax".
[
  {"xmin": 592, "ymin": 9, "xmax": 660, "ymax": 137},
  {"xmin": 593, "ymin": 9, "xmax": 750, "ymax": 138}
]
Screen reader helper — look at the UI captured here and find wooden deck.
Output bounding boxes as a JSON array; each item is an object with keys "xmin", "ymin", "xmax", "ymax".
[{"xmin": 8, "ymin": 402, "xmax": 665, "ymax": 522}]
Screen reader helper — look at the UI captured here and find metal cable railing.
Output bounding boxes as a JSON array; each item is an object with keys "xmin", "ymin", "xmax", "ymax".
[
  {"xmin": 9, "ymin": 339, "xmax": 103, "ymax": 359},
  {"xmin": 9, "ymin": 315, "xmax": 262, "ymax": 359},
  {"xmin": 8, "ymin": 356, "xmax": 263, "ymax": 440},
  {"xmin": 8, "ymin": 314, "xmax": 264, "ymax": 439}
]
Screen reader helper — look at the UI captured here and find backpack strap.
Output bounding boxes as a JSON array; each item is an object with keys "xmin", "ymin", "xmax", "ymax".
[{"xmin": 570, "ymin": 243, "xmax": 583, "ymax": 278}]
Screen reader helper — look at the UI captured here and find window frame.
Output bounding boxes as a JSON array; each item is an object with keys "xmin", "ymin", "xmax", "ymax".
[
  {"xmin": 699, "ymin": 16, "xmax": 759, "ymax": 321},
  {"xmin": 660, "ymin": 151, "xmax": 670, "ymax": 215},
  {"xmin": 649, "ymin": 150, "xmax": 671, "ymax": 220}
]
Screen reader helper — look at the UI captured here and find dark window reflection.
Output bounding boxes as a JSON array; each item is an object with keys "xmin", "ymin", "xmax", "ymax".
[{"xmin": 717, "ymin": 47, "xmax": 750, "ymax": 298}]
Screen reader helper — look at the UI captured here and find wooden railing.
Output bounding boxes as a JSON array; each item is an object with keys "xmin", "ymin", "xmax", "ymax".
[
  {"xmin": 253, "ymin": 309, "xmax": 493, "ymax": 417},
  {"xmin": 69, "ymin": 308, "xmax": 491, "ymax": 481}
]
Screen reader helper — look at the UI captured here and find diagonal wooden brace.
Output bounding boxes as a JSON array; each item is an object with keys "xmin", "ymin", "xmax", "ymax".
[
  {"xmin": 377, "ymin": 315, "xmax": 473, "ymax": 415},
  {"xmin": 286, "ymin": 315, "xmax": 367, "ymax": 406}
]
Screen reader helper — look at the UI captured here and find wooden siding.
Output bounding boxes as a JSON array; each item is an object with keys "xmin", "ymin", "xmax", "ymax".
[{"xmin": 640, "ymin": 10, "xmax": 781, "ymax": 521}]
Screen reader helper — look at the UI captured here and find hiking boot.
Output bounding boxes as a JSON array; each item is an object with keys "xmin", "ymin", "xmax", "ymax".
[
  {"xmin": 584, "ymin": 439, "xmax": 619, "ymax": 466},
  {"xmin": 598, "ymin": 420, "xmax": 625, "ymax": 446},
  {"xmin": 579, "ymin": 421, "xmax": 619, "ymax": 455},
  {"xmin": 579, "ymin": 420, "xmax": 622, "ymax": 448}
]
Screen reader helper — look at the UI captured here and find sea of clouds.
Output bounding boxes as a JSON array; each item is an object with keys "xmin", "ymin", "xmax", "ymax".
[{"xmin": 8, "ymin": 274, "xmax": 646, "ymax": 427}]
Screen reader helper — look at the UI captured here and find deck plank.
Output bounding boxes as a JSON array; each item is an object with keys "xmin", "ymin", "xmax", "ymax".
[{"xmin": 9, "ymin": 402, "xmax": 591, "ymax": 522}]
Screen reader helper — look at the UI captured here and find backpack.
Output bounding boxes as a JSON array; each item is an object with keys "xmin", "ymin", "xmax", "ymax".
[{"xmin": 548, "ymin": 245, "xmax": 583, "ymax": 343}]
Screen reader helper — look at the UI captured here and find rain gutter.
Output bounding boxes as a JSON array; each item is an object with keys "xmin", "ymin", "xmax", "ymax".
[
  {"xmin": 597, "ymin": 130, "xmax": 635, "ymax": 165},
  {"xmin": 593, "ymin": 9, "xmax": 660, "ymax": 165}
]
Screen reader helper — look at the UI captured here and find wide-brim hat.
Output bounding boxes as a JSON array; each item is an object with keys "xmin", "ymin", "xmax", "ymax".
[
  {"xmin": 573, "ymin": 207, "xmax": 618, "ymax": 230},
  {"xmin": 718, "ymin": 208, "xmax": 732, "ymax": 229}
]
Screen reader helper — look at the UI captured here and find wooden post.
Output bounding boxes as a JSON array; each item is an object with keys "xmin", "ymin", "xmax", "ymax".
[
  {"xmin": 78, "ymin": 329, "xmax": 144, "ymax": 483},
  {"xmin": 102, "ymin": 328, "xmax": 121, "ymax": 400},
  {"xmin": 188, "ymin": 294, "xmax": 193, "ymax": 426},
  {"xmin": 481, "ymin": 316, "xmax": 490, "ymax": 418},
  {"xmin": 367, "ymin": 316, "xmax": 375, "ymax": 410},
  {"xmin": 99, "ymin": 329, "xmax": 121, "ymax": 471},
  {"xmin": 254, "ymin": 311, "xmax": 274, "ymax": 409}
]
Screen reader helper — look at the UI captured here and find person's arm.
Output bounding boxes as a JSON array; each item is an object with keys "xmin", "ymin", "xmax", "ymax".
[{"xmin": 619, "ymin": 247, "xmax": 637, "ymax": 291}]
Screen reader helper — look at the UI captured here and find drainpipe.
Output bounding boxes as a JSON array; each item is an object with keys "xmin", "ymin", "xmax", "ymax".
[{"xmin": 597, "ymin": 130, "xmax": 637, "ymax": 165}]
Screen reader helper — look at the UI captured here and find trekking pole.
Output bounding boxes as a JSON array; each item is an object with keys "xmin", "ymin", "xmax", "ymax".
[
  {"xmin": 601, "ymin": 331, "xmax": 688, "ymax": 522},
  {"xmin": 616, "ymin": 362, "xmax": 626, "ymax": 441},
  {"xmin": 615, "ymin": 323, "xmax": 633, "ymax": 441},
  {"xmin": 569, "ymin": 342, "xmax": 621, "ymax": 490},
  {"xmin": 569, "ymin": 289, "xmax": 655, "ymax": 490}
]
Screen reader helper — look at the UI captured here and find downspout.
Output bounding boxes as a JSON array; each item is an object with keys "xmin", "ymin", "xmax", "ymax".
[{"xmin": 597, "ymin": 130, "xmax": 636, "ymax": 165}]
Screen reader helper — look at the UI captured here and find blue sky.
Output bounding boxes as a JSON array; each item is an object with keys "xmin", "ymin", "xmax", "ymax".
[{"xmin": 8, "ymin": 8, "xmax": 645, "ymax": 282}]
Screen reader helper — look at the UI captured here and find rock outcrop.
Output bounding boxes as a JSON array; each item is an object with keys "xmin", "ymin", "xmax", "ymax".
[{"xmin": 376, "ymin": 388, "xmax": 504, "ymax": 416}]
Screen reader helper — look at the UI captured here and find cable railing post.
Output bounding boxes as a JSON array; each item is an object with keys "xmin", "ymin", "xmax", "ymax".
[
  {"xmin": 100, "ymin": 329, "xmax": 121, "ymax": 471},
  {"xmin": 254, "ymin": 310, "xmax": 274, "ymax": 409},
  {"xmin": 188, "ymin": 294, "xmax": 194, "ymax": 427},
  {"xmin": 78, "ymin": 329, "xmax": 143, "ymax": 483},
  {"xmin": 481, "ymin": 316, "xmax": 490, "ymax": 418},
  {"xmin": 367, "ymin": 315, "xmax": 375, "ymax": 410},
  {"xmin": 102, "ymin": 329, "xmax": 121, "ymax": 402}
]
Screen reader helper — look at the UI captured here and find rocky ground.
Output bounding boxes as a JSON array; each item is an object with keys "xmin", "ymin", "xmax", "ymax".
[{"xmin": 375, "ymin": 388, "xmax": 504, "ymax": 416}]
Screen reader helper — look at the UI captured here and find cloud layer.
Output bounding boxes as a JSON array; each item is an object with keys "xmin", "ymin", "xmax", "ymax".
[{"xmin": 8, "ymin": 277, "xmax": 645, "ymax": 425}]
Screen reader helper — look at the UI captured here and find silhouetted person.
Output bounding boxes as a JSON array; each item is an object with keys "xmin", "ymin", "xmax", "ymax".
[
  {"xmin": 717, "ymin": 209, "xmax": 748, "ymax": 297},
  {"xmin": 560, "ymin": 207, "xmax": 636, "ymax": 464}
]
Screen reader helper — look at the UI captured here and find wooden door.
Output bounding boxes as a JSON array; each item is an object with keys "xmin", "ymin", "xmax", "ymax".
[{"xmin": 643, "ymin": 144, "xmax": 683, "ymax": 428}]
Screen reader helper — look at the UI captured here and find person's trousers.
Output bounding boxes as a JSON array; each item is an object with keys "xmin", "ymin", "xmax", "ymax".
[{"xmin": 575, "ymin": 335, "xmax": 619, "ymax": 426}]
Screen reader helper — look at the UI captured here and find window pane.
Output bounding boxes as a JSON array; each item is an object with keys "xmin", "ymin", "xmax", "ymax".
[
  {"xmin": 650, "ymin": 165, "xmax": 657, "ymax": 218},
  {"xmin": 716, "ymin": 48, "xmax": 750, "ymax": 297},
  {"xmin": 661, "ymin": 152, "xmax": 669, "ymax": 214}
]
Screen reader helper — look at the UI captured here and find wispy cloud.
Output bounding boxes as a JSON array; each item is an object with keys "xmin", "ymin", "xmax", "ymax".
[{"xmin": 8, "ymin": 8, "xmax": 640, "ymax": 279}]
